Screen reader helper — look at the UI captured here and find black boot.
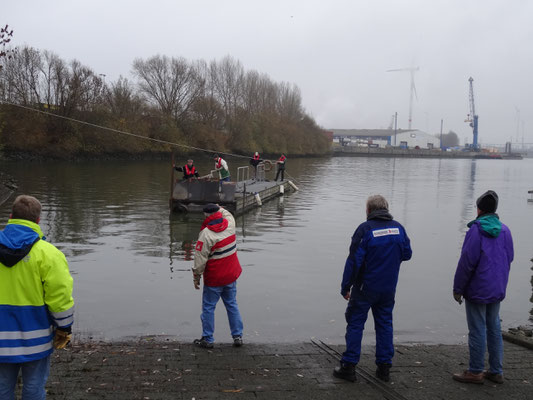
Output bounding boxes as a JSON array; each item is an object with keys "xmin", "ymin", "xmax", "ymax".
[
  {"xmin": 376, "ymin": 363, "xmax": 391, "ymax": 382},
  {"xmin": 193, "ymin": 337, "xmax": 214, "ymax": 349},
  {"xmin": 333, "ymin": 362, "xmax": 356, "ymax": 382},
  {"xmin": 232, "ymin": 336, "xmax": 243, "ymax": 347}
]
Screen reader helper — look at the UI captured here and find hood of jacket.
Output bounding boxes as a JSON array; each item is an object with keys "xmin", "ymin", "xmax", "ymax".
[
  {"xmin": 367, "ymin": 209, "xmax": 393, "ymax": 221},
  {"xmin": 0, "ymin": 219, "xmax": 43, "ymax": 267},
  {"xmin": 467, "ymin": 213, "xmax": 501, "ymax": 237},
  {"xmin": 201, "ymin": 211, "xmax": 229, "ymax": 233}
]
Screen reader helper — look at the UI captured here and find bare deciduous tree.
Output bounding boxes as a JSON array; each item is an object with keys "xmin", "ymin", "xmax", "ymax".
[
  {"xmin": 133, "ymin": 55, "xmax": 204, "ymax": 124},
  {"xmin": 1, "ymin": 46, "xmax": 330, "ymax": 156},
  {"xmin": 0, "ymin": 24, "xmax": 15, "ymax": 71},
  {"xmin": 209, "ymin": 56, "xmax": 244, "ymax": 123},
  {"xmin": 1, "ymin": 46, "xmax": 42, "ymax": 105},
  {"xmin": 67, "ymin": 60, "xmax": 103, "ymax": 113},
  {"xmin": 105, "ymin": 76, "xmax": 143, "ymax": 118},
  {"xmin": 1, "ymin": 46, "xmax": 104, "ymax": 117},
  {"xmin": 276, "ymin": 82, "xmax": 303, "ymax": 122}
]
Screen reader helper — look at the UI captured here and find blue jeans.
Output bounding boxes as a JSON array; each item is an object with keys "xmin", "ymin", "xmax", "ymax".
[
  {"xmin": 0, "ymin": 355, "xmax": 50, "ymax": 400},
  {"xmin": 341, "ymin": 288, "xmax": 395, "ymax": 366},
  {"xmin": 465, "ymin": 300, "xmax": 503, "ymax": 374},
  {"xmin": 201, "ymin": 281, "xmax": 243, "ymax": 343}
]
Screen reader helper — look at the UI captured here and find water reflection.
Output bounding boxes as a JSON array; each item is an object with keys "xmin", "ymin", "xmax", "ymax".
[
  {"xmin": 1, "ymin": 157, "xmax": 532, "ymax": 343},
  {"xmin": 169, "ymin": 213, "xmax": 202, "ymax": 268},
  {"xmin": 459, "ymin": 159, "xmax": 477, "ymax": 231}
]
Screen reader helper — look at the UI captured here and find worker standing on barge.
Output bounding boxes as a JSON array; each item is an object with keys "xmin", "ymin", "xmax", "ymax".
[
  {"xmin": 275, "ymin": 154, "xmax": 286, "ymax": 181},
  {"xmin": 214, "ymin": 155, "xmax": 230, "ymax": 182},
  {"xmin": 174, "ymin": 159, "xmax": 200, "ymax": 180},
  {"xmin": 249, "ymin": 152, "xmax": 262, "ymax": 178}
]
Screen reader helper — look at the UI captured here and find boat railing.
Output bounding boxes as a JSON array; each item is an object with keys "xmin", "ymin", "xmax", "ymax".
[
  {"xmin": 256, "ymin": 163, "xmax": 266, "ymax": 182},
  {"xmin": 237, "ymin": 166, "xmax": 250, "ymax": 183}
]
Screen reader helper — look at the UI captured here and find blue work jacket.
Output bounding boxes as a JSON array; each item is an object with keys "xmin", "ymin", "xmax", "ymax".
[{"xmin": 341, "ymin": 210, "xmax": 412, "ymax": 296}]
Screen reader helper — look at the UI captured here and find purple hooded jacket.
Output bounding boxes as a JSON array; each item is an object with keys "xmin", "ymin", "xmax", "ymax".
[{"xmin": 453, "ymin": 214, "xmax": 513, "ymax": 304}]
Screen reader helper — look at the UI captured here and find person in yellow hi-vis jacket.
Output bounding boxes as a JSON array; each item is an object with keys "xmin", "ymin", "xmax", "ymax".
[{"xmin": 0, "ymin": 195, "xmax": 74, "ymax": 399}]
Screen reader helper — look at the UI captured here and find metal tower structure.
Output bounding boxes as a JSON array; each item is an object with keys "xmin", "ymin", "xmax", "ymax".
[
  {"xmin": 465, "ymin": 77, "xmax": 479, "ymax": 150},
  {"xmin": 387, "ymin": 66, "xmax": 419, "ymax": 130},
  {"xmin": 515, "ymin": 106, "xmax": 520, "ymax": 142}
]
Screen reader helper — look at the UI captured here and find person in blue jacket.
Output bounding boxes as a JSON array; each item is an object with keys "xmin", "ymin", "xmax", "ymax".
[{"xmin": 334, "ymin": 195, "xmax": 412, "ymax": 383}]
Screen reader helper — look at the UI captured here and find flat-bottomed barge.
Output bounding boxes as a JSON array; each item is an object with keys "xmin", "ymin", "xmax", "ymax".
[{"xmin": 170, "ymin": 164, "xmax": 297, "ymax": 215}]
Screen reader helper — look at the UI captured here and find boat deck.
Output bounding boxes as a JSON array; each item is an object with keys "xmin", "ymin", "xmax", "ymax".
[
  {"xmin": 235, "ymin": 179, "xmax": 283, "ymax": 194},
  {"xmin": 234, "ymin": 179, "xmax": 291, "ymax": 214},
  {"xmin": 170, "ymin": 177, "xmax": 295, "ymax": 215},
  {"xmin": 170, "ymin": 162, "xmax": 297, "ymax": 214}
]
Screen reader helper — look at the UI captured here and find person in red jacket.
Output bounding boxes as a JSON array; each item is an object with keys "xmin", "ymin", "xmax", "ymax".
[
  {"xmin": 275, "ymin": 154, "xmax": 286, "ymax": 181},
  {"xmin": 192, "ymin": 203, "xmax": 243, "ymax": 348},
  {"xmin": 173, "ymin": 159, "xmax": 200, "ymax": 180},
  {"xmin": 249, "ymin": 152, "xmax": 262, "ymax": 178}
]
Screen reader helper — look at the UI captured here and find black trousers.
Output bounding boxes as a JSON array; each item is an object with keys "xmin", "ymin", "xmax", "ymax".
[{"xmin": 275, "ymin": 168, "xmax": 285, "ymax": 181}]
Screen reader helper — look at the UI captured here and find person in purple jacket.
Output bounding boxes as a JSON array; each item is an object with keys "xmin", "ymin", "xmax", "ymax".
[{"xmin": 452, "ymin": 190, "xmax": 514, "ymax": 385}]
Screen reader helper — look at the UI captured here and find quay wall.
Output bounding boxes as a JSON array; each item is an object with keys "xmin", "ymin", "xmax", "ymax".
[{"xmin": 333, "ymin": 146, "xmax": 522, "ymax": 159}]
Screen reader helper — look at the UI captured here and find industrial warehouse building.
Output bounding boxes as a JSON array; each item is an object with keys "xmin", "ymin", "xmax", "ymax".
[{"xmin": 330, "ymin": 129, "xmax": 441, "ymax": 149}]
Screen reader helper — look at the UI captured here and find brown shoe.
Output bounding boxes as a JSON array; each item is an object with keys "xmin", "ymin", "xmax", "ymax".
[
  {"xmin": 452, "ymin": 370, "xmax": 484, "ymax": 384},
  {"xmin": 484, "ymin": 371, "xmax": 504, "ymax": 384}
]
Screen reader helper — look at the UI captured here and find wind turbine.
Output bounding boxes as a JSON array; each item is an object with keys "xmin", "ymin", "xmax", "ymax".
[{"xmin": 387, "ymin": 66, "xmax": 420, "ymax": 130}]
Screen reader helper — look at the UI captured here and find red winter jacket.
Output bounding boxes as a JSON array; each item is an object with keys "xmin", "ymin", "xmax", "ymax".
[{"xmin": 193, "ymin": 208, "xmax": 242, "ymax": 286}]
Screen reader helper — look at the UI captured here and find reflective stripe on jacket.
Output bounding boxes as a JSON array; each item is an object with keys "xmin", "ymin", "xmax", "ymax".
[{"xmin": 0, "ymin": 219, "xmax": 74, "ymax": 363}]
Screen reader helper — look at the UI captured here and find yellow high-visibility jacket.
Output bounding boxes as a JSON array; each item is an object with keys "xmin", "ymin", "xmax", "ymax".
[{"xmin": 0, "ymin": 219, "xmax": 74, "ymax": 363}]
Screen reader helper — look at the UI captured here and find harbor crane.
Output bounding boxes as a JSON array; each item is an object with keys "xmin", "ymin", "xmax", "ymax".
[
  {"xmin": 465, "ymin": 77, "xmax": 479, "ymax": 150},
  {"xmin": 387, "ymin": 66, "xmax": 419, "ymax": 130}
]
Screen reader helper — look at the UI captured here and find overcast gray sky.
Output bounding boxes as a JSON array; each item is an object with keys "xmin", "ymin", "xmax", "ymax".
[{"xmin": 5, "ymin": 0, "xmax": 533, "ymax": 144}]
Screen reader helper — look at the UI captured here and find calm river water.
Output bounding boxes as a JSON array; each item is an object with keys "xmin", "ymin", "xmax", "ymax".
[{"xmin": 1, "ymin": 156, "xmax": 532, "ymax": 344}]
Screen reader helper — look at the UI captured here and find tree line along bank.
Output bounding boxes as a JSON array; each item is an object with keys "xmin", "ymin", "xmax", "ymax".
[{"xmin": 0, "ymin": 47, "xmax": 330, "ymax": 158}]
